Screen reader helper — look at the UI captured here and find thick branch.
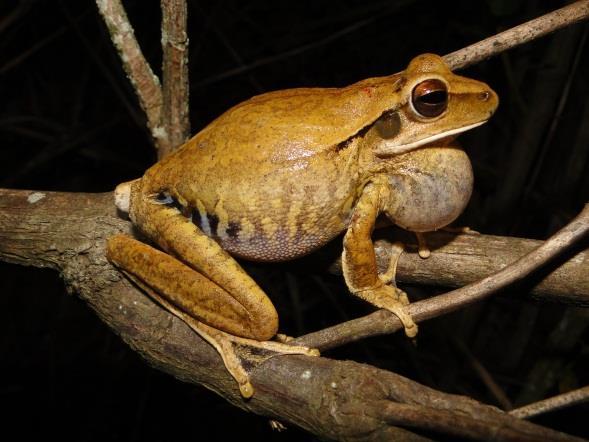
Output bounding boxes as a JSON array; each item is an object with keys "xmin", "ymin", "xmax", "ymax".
[
  {"xmin": 298, "ymin": 205, "xmax": 589, "ymax": 351},
  {"xmin": 331, "ymin": 229, "xmax": 589, "ymax": 305},
  {"xmin": 0, "ymin": 188, "xmax": 582, "ymax": 441}
]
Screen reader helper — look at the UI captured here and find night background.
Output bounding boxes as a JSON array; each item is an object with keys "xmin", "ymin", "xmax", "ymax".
[{"xmin": 1, "ymin": 1, "xmax": 588, "ymax": 440}]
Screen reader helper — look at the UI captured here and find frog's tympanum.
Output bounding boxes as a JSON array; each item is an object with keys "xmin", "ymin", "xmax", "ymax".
[{"xmin": 107, "ymin": 54, "xmax": 498, "ymax": 397}]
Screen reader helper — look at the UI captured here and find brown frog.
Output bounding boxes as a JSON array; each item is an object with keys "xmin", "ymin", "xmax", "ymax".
[{"xmin": 107, "ymin": 53, "xmax": 498, "ymax": 397}]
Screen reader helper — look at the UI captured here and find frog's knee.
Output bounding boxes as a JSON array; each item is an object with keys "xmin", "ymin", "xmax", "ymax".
[{"xmin": 114, "ymin": 179, "xmax": 140, "ymax": 213}]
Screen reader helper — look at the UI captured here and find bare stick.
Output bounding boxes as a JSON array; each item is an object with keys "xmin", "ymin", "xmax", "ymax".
[
  {"xmin": 510, "ymin": 386, "xmax": 589, "ymax": 419},
  {"xmin": 444, "ymin": 0, "xmax": 589, "ymax": 70},
  {"xmin": 97, "ymin": 0, "xmax": 190, "ymax": 157},
  {"xmin": 161, "ymin": 0, "xmax": 190, "ymax": 157},
  {"xmin": 296, "ymin": 204, "xmax": 589, "ymax": 351},
  {"xmin": 95, "ymin": 0, "xmax": 164, "ymax": 148}
]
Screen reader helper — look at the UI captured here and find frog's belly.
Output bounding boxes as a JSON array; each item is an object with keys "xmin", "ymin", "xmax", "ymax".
[
  {"xmin": 189, "ymin": 202, "xmax": 346, "ymax": 262},
  {"xmin": 219, "ymin": 228, "xmax": 336, "ymax": 262}
]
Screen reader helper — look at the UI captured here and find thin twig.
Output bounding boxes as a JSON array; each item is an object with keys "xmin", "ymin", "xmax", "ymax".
[
  {"xmin": 444, "ymin": 0, "xmax": 589, "ymax": 70},
  {"xmin": 160, "ymin": 0, "xmax": 190, "ymax": 157},
  {"xmin": 194, "ymin": 14, "xmax": 379, "ymax": 88},
  {"xmin": 296, "ymin": 204, "xmax": 589, "ymax": 350},
  {"xmin": 0, "ymin": 26, "xmax": 68, "ymax": 75},
  {"xmin": 95, "ymin": 0, "xmax": 164, "ymax": 149},
  {"xmin": 0, "ymin": 1, "xmax": 31, "ymax": 35},
  {"xmin": 453, "ymin": 338, "xmax": 513, "ymax": 411},
  {"xmin": 510, "ymin": 386, "xmax": 589, "ymax": 419}
]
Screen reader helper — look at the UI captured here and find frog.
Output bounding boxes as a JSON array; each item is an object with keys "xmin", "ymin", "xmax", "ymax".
[{"xmin": 106, "ymin": 53, "xmax": 498, "ymax": 398}]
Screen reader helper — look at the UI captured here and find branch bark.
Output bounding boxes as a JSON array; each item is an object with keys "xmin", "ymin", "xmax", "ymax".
[
  {"xmin": 0, "ymin": 188, "xmax": 582, "ymax": 441},
  {"xmin": 96, "ymin": 0, "xmax": 190, "ymax": 157},
  {"xmin": 443, "ymin": 0, "xmax": 589, "ymax": 70},
  {"xmin": 297, "ymin": 205, "xmax": 589, "ymax": 351},
  {"xmin": 332, "ymin": 229, "xmax": 589, "ymax": 305},
  {"xmin": 95, "ymin": 0, "xmax": 163, "ymax": 146},
  {"xmin": 161, "ymin": 0, "xmax": 190, "ymax": 156},
  {"xmin": 510, "ymin": 385, "xmax": 589, "ymax": 420}
]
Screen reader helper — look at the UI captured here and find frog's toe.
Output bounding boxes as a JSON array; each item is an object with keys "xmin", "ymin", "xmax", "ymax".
[{"xmin": 239, "ymin": 381, "xmax": 255, "ymax": 399}]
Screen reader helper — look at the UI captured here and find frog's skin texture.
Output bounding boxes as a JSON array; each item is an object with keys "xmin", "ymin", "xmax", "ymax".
[{"xmin": 107, "ymin": 54, "xmax": 498, "ymax": 397}]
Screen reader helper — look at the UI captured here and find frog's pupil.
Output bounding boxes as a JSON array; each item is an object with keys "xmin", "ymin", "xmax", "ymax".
[
  {"xmin": 411, "ymin": 78, "xmax": 448, "ymax": 118},
  {"xmin": 419, "ymin": 90, "xmax": 447, "ymax": 105}
]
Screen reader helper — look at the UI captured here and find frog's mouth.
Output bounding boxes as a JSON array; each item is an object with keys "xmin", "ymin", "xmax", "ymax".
[{"xmin": 374, "ymin": 120, "xmax": 485, "ymax": 158}]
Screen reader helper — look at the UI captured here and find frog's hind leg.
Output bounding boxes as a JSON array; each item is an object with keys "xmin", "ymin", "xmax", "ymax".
[
  {"xmin": 107, "ymin": 235, "xmax": 318, "ymax": 398},
  {"xmin": 107, "ymin": 189, "xmax": 318, "ymax": 397}
]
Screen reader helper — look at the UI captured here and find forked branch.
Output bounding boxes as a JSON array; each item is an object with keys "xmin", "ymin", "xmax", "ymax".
[
  {"xmin": 96, "ymin": 0, "xmax": 189, "ymax": 157},
  {"xmin": 0, "ymin": 188, "xmax": 583, "ymax": 441},
  {"xmin": 296, "ymin": 204, "xmax": 589, "ymax": 351}
]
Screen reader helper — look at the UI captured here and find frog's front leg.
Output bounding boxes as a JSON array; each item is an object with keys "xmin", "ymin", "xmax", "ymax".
[
  {"xmin": 107, "ymin": 183, "xmax": 318, "ymax": 397},
  {"xmin": 342, "ymin": 179, "xmax": 418, "ymax": 338}
]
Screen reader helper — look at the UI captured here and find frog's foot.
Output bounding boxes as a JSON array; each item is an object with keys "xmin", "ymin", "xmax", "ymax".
[
  {"xmin": 414, "ymin": 232, "xmax": 431, "ymax": 259},
  {"xmin": 275, "ymin": 333, "xmax": 294, "ymax": 343},
  {"xmin": 146, "ymin": 289, "xmax": 319, "ymax": 398},
  {"xmin": 181, "ymin": 318, "xmax": 319, "ymax": 398},
  {"xmin": 269, "ymin": 420, "xmax": 287, "ymax": 432},
  {"xmin": 356, "ymin": 284, "xmax": 418, "ymax": 338}
]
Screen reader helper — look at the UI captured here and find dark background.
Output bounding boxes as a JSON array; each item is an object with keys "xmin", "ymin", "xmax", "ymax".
[{"xmin": 1, "ymin": 1, "xmax": 588, "ymax": 440}]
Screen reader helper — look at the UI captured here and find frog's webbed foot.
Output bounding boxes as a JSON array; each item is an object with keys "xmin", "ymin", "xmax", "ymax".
[
  {"xmin": 356, "ymin": 284, "xmax": 417, "ymax": 338},
  {"xmin": 127, "ymin": 278, "xmax": 319, "ymax": 398},
  {"xmin": 372, "ymin": 243, "xmax": 416, "ymax": 336},
  {"xmin": 107, "ymin": 233, "xmax": 318, "ymax": 398}
]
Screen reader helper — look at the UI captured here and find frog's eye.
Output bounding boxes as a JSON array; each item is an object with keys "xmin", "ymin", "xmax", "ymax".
[{"xmin": 412, "ymin": 79, "xmax": 448, "ymax": 118}]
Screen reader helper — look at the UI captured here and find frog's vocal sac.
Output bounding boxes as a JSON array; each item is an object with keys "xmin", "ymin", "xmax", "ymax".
[{"xmin": 107, "ymin": 53, "xmax": 498, "ymax": 398}]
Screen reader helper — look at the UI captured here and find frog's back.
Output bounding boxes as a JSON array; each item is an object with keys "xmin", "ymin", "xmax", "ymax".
[
  {"xmin": 201, "ymin": 74, "xmax": 404, "ymax": 163},
  {"xmin": 144, "ymin": 75, "xmax": 404, "ymax": 261}
]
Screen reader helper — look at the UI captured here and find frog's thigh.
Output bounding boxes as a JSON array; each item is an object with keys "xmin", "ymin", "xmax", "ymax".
[
  {"xmin": 107, "ymin": 234, "xmax": 318, "ymax": 398},
  {"xmin": 341, "ymin": 182, "xmax": 418, "ymax": 338},
  {"xmin": 143, "ymin": 201, "xmax": 284, "ymax": 338},
  {"xmin": 107, "ymin": 234, "xmax": 276, "ymax": 340}
]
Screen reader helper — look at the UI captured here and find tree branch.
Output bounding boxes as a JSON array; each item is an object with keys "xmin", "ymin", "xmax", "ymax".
[
  {"xmin": 444, "ymin": 0, "xmax": 589, "ymax": 70},
  {"xmin": 161, "ymin": 0, "xmax": 190, "ymax": 157},
  {"xmin": 296, "ymin": 205, "xmax": 589, "ymax": 351},
  {"xmin": 510, "ymin": 385, "xmax": 589, "ymax": 420},
  {"xmin": 331, "ymin": 229, "xmax": 589, "ymax": 305},
  {"xmin": 95, "ymin": 0, "xmax": 164, "ymax": 147},
  {"xmin": 0, "ymin": 188, "xmax": 582, "ymax": 441},
  {"xmin": 96, "ymin": 0, "xmax": 190, "ymax": 157}
]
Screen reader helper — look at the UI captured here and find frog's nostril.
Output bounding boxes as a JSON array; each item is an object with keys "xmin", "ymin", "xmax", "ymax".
[{"xmin": 479, "ymin": 91, "xmax": 490, "ymax": 101}]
